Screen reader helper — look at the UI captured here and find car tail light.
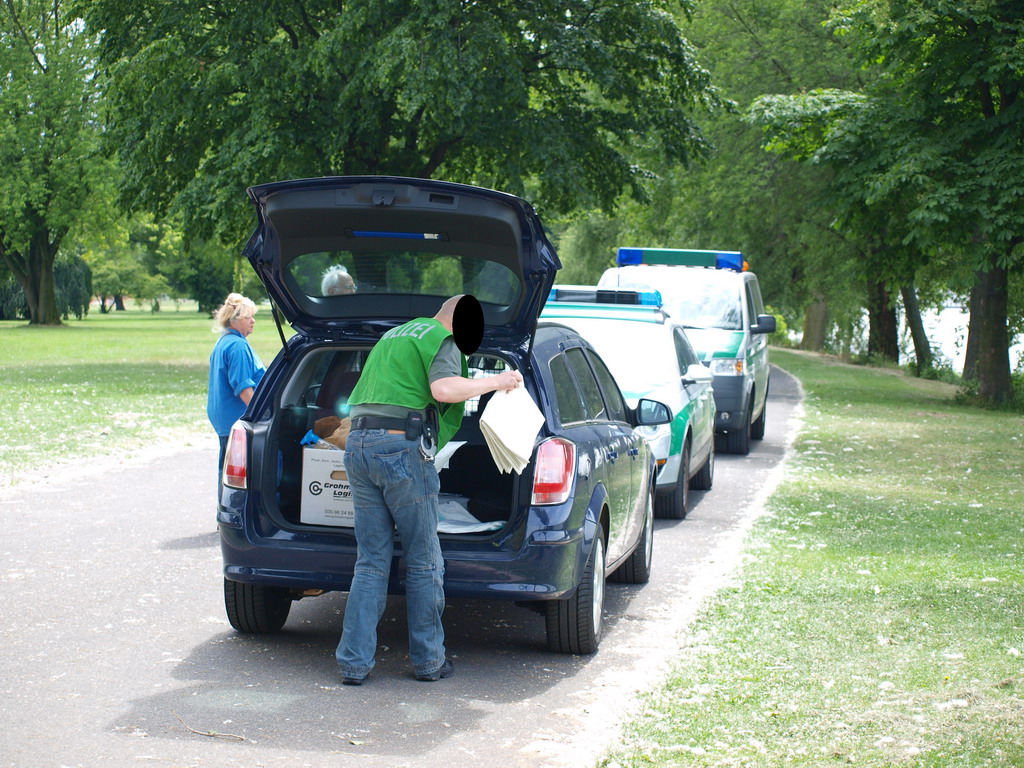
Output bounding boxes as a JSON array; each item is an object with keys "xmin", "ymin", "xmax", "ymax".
[
  {"xmin": 222, "ymin": 422, "xmax": 248, "ymax": 489},
  {"xmin": 531, "ymin": 437, "xmax": 576, "ymax": 505}
]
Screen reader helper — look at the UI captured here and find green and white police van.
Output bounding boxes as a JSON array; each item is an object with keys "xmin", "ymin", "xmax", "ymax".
[{"xmin": 598, "ymin": 248, "xmax": 775, "ymax": 455}]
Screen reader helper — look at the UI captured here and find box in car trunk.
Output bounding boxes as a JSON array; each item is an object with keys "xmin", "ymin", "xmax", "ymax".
[{"xmin": 299, "ymin": 447, "xmax": 354, "ymax": 526}]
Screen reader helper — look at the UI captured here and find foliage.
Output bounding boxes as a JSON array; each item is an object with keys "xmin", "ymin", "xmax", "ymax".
[
  {"xmin": 764, "ymin": 304, "xmax": 791, "ymax": 348},
  {"xmin": 0, "ymin": 277, "xmax": 25, "ymax": 321},
  {"xmin": 748, "ymin": 1, "xmax": 1024, "ymax": 402},
  {"xmin": 0, "ymin": 0, "xmax": 108, "ymax": 325},
  {"xmin": 53, "ymin": 251, "xmax": 93, "ymax": 320},
  {"xmin": 554, "ymin": 0, "xmax": 870, "ymax": 336},
  {"xmin": 552, "ymin": 213, "xmax": 622, "ymax": 284},
  {"xmin": 85, "ymin": 0, "xmax": 721, "ymax": 248},
  {"xmin": 0, "ymin": 252, "xmax": 92, "ymax": 320}
]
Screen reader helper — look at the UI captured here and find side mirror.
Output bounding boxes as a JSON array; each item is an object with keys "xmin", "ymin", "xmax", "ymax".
[
  {"xmin": 751, "ymin": 314, "xmax": 777, "ymax": 335},
  {"xmin": 635, "ymin": 398, "xmax": 672, "ymax": 426},
  {"xmin": 681, "ymin": 362, "xmax": 713, "ymax": 385}
]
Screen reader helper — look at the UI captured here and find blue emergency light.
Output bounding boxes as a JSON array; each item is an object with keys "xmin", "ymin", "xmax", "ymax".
[
  {"xmin": 616, "ymin": 247, "xmax": 745, "ymax": 272},
  {"xmin": 547, "ymin": 285, "xmax": 663, "ymax": 306}
]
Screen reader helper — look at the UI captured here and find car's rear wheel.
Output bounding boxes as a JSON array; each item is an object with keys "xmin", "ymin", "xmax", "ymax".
[
  {"xmin": 546, "ymin": 525, "xmax": 606, "ymax": 654},
  {"xmin": 611, "ymin": 492, "xmax": 653, "ymax": 584},
  {"xmin": 690, "ymin": 438, "xmax": 714, "ymax": 491},
  {"xmin": 655, "ymin": 440, "xmax": 690, "ymax": 520},
  {"xmin": 725, "ymin": 398, "xmax": 752, "ymax": 455},
  {"xmin": 224, "ymin": 579, "xmax": 292, "ymax": 633}
]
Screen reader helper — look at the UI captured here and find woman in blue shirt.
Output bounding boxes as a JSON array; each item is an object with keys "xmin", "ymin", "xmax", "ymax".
[{"xmin": 208, "ymin": 293, "xmax": 266, "ymax": 474}]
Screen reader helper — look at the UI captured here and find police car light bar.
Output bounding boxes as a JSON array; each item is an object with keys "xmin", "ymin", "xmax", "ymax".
[
  {"xmin": 548, "ymin": 285, "xmax": 663, "ymax": 306},
  {"xmin": 616, "ymin": 247, "xmax": 744, "ymax": 272}
]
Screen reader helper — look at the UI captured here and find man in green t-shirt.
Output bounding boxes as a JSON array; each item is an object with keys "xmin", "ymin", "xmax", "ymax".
[{"xmin": 337, "ymin": 294, "xmax": 522, "ymax": 685}]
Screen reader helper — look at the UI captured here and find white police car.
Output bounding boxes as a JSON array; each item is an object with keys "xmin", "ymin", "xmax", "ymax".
[
  {"xmin": 540, "ymin": 286, "xmax": 716, "ymax": 519},
  {"xmin": 599, "ymin": 248, "xmax": 775, "ymax": 454}
]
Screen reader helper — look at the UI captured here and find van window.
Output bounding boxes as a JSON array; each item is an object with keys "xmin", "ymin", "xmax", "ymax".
[{"xmin": 745, "ymin": 278, "xmax": 766, "ymax": 320}]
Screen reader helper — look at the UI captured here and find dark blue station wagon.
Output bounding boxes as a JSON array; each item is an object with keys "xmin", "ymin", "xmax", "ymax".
[{"xmin": 218, "ymin": 177, "xmax": 670, "ymax": 654}]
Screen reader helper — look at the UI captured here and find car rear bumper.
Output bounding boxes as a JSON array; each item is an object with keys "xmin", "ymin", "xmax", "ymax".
[{"xmin": 219, "ymin": 511, "xmax": 587, "ymax": 601}]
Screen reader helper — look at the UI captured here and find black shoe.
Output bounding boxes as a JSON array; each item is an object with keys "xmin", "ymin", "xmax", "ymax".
[
  {"xmin": 415, "ymin": 659, "xmax": 454, "ymax": 682},
  {"xmin": 342, "ymin": 674, "xmax": 366, "ymax": 686}
]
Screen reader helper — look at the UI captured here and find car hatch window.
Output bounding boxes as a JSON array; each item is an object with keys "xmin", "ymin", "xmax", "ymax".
[
  {"xmin": 548, "ymin": 353, "xmax": 586, "ymax": 426},
  {"xmin": 565, "ymin": 348, "xmax": 607, "ymax": 422},
  {"xmin": 586, "ymin": 351, "xmax": 629, "ymax": 424}
]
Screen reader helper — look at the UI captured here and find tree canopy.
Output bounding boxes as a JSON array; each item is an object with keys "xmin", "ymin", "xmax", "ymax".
[
  {"xmin": 85, "ymin": 0, "xmax": 721, "ymax": 245},
  {"xmin": 749, "ymin": 0, "xmax": 1024, "ymax": 402}
]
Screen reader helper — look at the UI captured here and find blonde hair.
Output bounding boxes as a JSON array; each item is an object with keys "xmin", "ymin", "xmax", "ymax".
[{"xmin": 213, "ymin": 293, "xmax": 257, "ymax": 333}]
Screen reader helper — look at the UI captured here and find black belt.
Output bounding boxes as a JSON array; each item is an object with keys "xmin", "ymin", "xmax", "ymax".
[{"xmin": 350, "ymin": 415, "xmax": 423, "ymax": 436}]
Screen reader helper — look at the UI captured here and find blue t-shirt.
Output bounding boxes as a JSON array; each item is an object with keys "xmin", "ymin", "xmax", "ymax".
[{"xmin": 207, "ymin": 330, "xmax": 266, "ymax": 435}]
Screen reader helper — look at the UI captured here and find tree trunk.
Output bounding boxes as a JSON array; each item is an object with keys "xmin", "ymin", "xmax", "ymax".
[
  {"xmin": 967, "ymin": 264, "xmax": 1012, "ymax": 404},
  {"xmin": 962, "ymin": 277, "xmax": 984, "ymax": 381},
  {"xmin": 801, "ymin": 297, "xmax": 828, "ymax": 351},
  {"xmin": 24, "ymin": 232, "xmax": 62, "ymax": 325},
  {"xmin": 900, "ymin": 282, "xmax": 932, "ymax": 373},
  {"xmin": 866, "ymin": 279, "xmax": 899, "ymax": 362},
  {"xmin": 113, "ymin": 294, "xmax": 126, "ymax": 311}
]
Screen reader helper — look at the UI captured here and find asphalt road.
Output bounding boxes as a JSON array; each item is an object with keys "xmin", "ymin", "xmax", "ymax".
[{"xmin": 0, "ymin": 366, "xmax": 802, "ymax": 768}]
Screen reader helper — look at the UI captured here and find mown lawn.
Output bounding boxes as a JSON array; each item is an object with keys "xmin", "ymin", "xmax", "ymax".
[
  {"xmin": 603, "ymin": 349, "xmax": 1024, "ymax": 767},
  {"xmin": 0, "ymin": 306, "xmax": 289, "ymax": 484}
]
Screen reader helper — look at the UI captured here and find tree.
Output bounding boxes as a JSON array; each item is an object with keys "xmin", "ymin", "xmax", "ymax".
[
  {"xmin": 595, "ymin": 0, "xmax": 868, "ymax": 348},
  {"xmin": 84, "ymin": 0, "xmax": 720, "ymax": 248},
  {"xmin": 751, "ymin": 2, "xmax": 1024, "ymax": 402},
  {"xmin": 0, "ymin": 1, "xmax": 106, "ymax": 325}
]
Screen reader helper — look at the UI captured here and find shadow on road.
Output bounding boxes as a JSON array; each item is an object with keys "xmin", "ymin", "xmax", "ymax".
[{"xmin": 111, "ymin": 576, "xmax": 650, "ymax": 755}]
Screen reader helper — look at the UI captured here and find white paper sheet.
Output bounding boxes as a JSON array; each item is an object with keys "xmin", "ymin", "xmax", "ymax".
[{"xmin": 479, "ymin": 385, "xmax": 545, "ymax": 474}]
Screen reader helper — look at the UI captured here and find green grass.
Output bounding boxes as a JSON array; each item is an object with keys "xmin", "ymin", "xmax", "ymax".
[
  {"xmin": 603, "ymin": 349, "xmax": 1024, "ymax": 768},
  {"xmin": 0, "ymin": 306, "xmax": 289, "ymax": 484}
]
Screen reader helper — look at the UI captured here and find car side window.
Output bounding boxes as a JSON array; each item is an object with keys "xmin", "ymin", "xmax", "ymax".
[
  {"xmin": 586, "ymin": 351, "xmax": 629, "ymax": 424},
  {"xmin": 674, "ymin": 329, "xmax": 700, "ymax": 369},
  {"xmin": 548, "ymin": 353, "xmax": 586, "ymax": 426},
  {"xmin": 565, "ymin": 348, "xmax": 607, "ymax": 422}
]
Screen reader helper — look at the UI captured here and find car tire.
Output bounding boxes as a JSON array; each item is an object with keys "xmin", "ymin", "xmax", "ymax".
[
  {"xmin": 545, "ymin": 524, "xmax": 606, "ymax": 654},
  {"xmin": 224, "ymin": 578, "xmax": 292, "ymax": 633},
  {"xmin": 611, "ymin": 491, "xmax": 653, "ymax": 585},
  {"xmin": 690, "ymin": 438, "xmax": 714, "ymax": 491},
  {"xmin": 751, "ymin": 388, "xmax": 767, "ymax": 441},
  {"xmin": 725, "ymin": 398, "xmax": 752, "ymax": 455},
  {"xmin": 655, "ymin": 439, "xmax": 690, "ymax": 520}
]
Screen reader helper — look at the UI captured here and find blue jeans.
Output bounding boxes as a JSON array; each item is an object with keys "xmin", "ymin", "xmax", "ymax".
[{"xmin": 336, "ymin": 429, "xmax": 446, "ymax": 679}]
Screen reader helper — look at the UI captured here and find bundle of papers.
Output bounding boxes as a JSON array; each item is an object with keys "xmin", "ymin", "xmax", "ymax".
[{"xmin": 479, "ymin": 385, "xmax": 545, "ymax": 474}]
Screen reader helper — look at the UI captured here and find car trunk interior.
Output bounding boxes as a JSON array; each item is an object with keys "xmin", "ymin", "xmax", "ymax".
[{"xmin": 267, "ymin": 346, "xmax": 519, "ymax": 534}]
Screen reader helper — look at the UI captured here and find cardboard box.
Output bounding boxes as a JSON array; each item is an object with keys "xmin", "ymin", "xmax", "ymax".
[{"xmin": 300, "ymin": 447, "xmax": 355, "ymax": 527}]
